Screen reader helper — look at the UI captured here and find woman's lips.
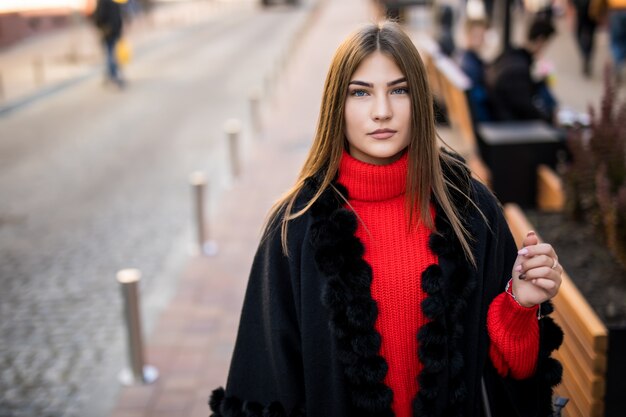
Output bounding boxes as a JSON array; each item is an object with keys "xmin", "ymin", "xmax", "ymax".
[{"xmin": 368, "ymin": 129, "xmax": 397, "ymax": 140}]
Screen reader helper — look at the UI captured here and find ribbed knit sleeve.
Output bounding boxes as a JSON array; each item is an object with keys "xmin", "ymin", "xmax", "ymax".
[{"xmin": 487, "ymin": 292, "xmax": 540, "ymax": 379}]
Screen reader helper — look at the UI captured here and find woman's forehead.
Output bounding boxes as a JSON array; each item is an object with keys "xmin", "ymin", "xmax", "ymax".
[{"xmin": 350, "ymin": 51, "xmax": 405, "ymax": 82}]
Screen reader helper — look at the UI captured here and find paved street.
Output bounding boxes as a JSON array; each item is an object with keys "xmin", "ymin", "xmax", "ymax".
[{"xmin": 0, "ymin": 2, "xmax": 313, "ymax": 416}]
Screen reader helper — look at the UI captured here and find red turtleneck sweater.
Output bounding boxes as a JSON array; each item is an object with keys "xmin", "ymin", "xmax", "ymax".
[{"xmin": 337, "ymin": 151, "xmax": 539, "ymax": 417}]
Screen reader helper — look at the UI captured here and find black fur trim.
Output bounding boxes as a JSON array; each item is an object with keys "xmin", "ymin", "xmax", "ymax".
[
  {"xmin": 309, "ymin": 182, "xmax": 394, "ymax": 416},
  {"xmin": 540, "ymin": 316, "xmax": 564, "ymax": 354},
  {"xmin": 414, "ymin": 183, "xmax": 477, "ymax": 417},
  {"xmin": 210, "ymin": 387, "xmax": 226, "ymax": 412},
  {"xmin": 208, "ymin": 388, "xmax": 305, "ymax": 417},
  {"xmin": 243, "ymin": 401, "xmax": 263, "ymax": 417},
  {"xmin": 420, "ymin": 264, "xmax": 443, "ymax": 294},
  {"xmin": 540, "ymin": 300, "xmax": 555, "ymax": 317},
  {"xmin": 530, "ymin": 301, "xmax": 564, "ymax": 416},
  {"xmin": 265, "ymin": 402, "xmax": 286, "ymax": 417},
  {"xmin": 222, "ymin": 397, "xmax": 244, "ymax": 415}
]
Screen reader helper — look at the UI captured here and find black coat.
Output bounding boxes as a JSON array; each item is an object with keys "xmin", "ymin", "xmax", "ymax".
[
  {"xmin": 93, "ymin": 0, "xmax": 123, "ymax": 43},
  {"xmin": 209, "ymin": 156, "xmax": 563, "ymax": 417},
  {"xmin": 486, "ymin": 48, "xmax": 553, "ymax": 123}
]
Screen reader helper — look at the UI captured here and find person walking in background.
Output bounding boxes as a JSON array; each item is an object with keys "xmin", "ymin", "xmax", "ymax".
[
  {"xmin": 435, "ymin": 4, "xmax": 456, "ymax": 56},
  {"xmin": 569, "ymin": 0, "xmax": 597, "ymax": 77},
  {"xmin": 93, "ymin": 0, "xmax": 125, "ymax": 88},
  {"xmin": 457, "ymin": 18, "xmax": 493, "ymax": 122},
  {"xmin": 486, "ymin": 17, "xmax": 558, "ymax": 122},
  {"xmin": 590, "ymin": 0, "xmax": 626, "ymax": 83},
  {"xmin": 209, "ymin": 21, "xmax": 564, "ymax": 417}
]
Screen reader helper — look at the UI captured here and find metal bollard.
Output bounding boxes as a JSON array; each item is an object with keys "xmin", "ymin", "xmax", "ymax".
[
  {"xmin": 33, "ymin": 56, "xmax": 44, "ymax": 86},
  {"xmin": 224, "ymin": 118, "xmax": 243, "ymax": 180},
  {"xmin": 249, "ymin": 89, "xmax": 262, "ymax": 136},
  {"xmin": 117, "ymin": 269, "xmax": 158, "ymax": 386},
  {"xmin": 189, "ymin": 171, "xmax": 218, "ymax": 256}
]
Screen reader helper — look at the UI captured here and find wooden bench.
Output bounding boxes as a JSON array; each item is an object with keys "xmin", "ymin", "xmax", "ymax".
[
  {"xmin": 414, "ymin": 35, "xmax": 492, "ymax": 186},
  {"xmin": 537, "ymin": 164, "xmax": 565, "ymax": 212},
  {"xmin": 504, "ymin": 203, "xmax": 609, "ymax": 417}
]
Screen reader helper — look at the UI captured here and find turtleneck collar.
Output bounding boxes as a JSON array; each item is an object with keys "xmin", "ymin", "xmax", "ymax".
[{"xmin": 337, "ymin": 150, "xmax": 408, "ymax": 202}]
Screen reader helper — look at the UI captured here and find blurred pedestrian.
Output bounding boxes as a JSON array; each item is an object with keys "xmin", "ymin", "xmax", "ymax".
[
  {"xmin": 435, "ymin": 4, "xmax": 456, "ymax": 56},
  {"xmin": 209, "ymin": 21, "xmax": 564, "ymax": 417},
  {"xmin": 92, "ymin": 0, "xmax": 125, "ymax": 88},
  {"xmin": 590, "ymin": 0, "xmax": 626, "ymax": 83},
  {"xmin": 569, "ymin": 0, "xmax": 597, "ymax": 77},
  {"xmin": 486, "ymin": 17, "xmax": 558, "ymax": 122},
  {"xmin": 457, "ymin": 17, "xmax": 493, "ymax": 122}
]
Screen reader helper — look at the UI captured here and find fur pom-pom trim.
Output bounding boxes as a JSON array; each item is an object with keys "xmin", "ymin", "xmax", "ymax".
[
  {"xmin": 414, "ymin": 189, "xmax": 477, "ymax": 416},
  {"xmin": 309, "ymin": 182, "xmax": 394, "ymax": 416},
  {"xmin": 209, "ymin": 387, "xmax": 226, "ymax": 412},
  {"xmin": 540, "ymin": 316, "xmax": 564, "ymax": 354},
  {"xmin": 208, "ymin": 387, "xmax": 305, "ymax": 417},
  {"xmin": 541, "ymin": 357, "xmax": 563, "ymax": 386}
]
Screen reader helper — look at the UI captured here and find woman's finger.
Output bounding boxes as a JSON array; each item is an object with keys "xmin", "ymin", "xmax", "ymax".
[
  {"xmin": 519, "ymin": 254, "xmax": 554, "ymax": 272},
  {"xmin": 519, "ymin": 266, "xmax": 553, "ymax": 281},
  {"xmin": 530, "ymin": 277, "xmax": 560, "ymax": 294},
  {"xmin": 517, "ymin": 243, "xmax": 557, "ymax": 259},
  {"xmin": 521, "ymin": 231, "xmax": 538, "ymax": 248}
]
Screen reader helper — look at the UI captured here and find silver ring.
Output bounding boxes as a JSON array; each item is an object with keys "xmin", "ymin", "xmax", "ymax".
[{"xmin": 551, "ymin": 258, "xmax": 559, "ymax": 270}]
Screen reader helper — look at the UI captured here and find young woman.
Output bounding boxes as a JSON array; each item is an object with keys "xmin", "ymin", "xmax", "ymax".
[{"xmin": 209, "ymin": 21, "xmax": 564, "ymax": 417}]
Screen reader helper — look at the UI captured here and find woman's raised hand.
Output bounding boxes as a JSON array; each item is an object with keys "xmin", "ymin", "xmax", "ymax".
[{"xmin": 510, "ymin": 231, "xmax": 563, "ymax": 308}]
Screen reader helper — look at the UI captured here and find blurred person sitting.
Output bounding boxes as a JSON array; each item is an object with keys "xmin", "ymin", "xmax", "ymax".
[
  {"xmin": 457, "ymin": 17, "xmax": 493, "ymax": 122},
  {"xmin": 486, "ymin": 17, "xmax": 558, "ymax": 123},
  {"xmin": 93, "ymin": 0, "xmax": 126, "ymax": 88},
  {"xmin": 590, "ymin": 0, "xmax": 626, "ymax": 83}
]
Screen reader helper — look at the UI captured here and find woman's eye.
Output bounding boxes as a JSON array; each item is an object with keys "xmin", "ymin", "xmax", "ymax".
[
  {"xmin": 391, "ymin": 87, "xmax": 409, "ymax": 95},
  {"xmin": 350, "ymin": 89, "xmax": 368, "ymax": 97}
]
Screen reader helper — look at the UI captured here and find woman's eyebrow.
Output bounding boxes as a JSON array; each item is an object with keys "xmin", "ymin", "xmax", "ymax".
[
  {"xmin": 387, "ymin": 77, "xmax": 407, "ymax": 86},
  {"xmin": 348, "ymin": 77, "xmax": 407, "ymax": 87},
  {"xmin": 348, "ymin": 80, "xmax": 372, "ymax": 87}
]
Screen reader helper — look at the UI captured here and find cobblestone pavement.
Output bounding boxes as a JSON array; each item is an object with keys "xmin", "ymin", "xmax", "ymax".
[{"xmin": 0, "ymin": 1, "xmax": 314, "ymax": 416}]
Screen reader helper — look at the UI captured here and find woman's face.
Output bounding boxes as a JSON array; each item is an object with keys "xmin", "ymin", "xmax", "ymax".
[{"xmin": 344, "ymin": 51, "xmax": 411, "ymax": 165}]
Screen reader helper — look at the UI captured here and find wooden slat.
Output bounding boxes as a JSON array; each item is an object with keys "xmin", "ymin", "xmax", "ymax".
[
  {"xmin": 553, "ymin": 272, "xmax": 608, "ymax": 352},
  {"xmin": 553, "ymin": 306, "xmax": 607, "ymax": 376},
  {"xmin": 537, "ymin": 164, "xmax": 564, "ymax": 211},
  {"xmin": 556, "ymin": 333, "xmax": 605, "ymax": 398},
  {"xmin": 552, "ymin": 285, "xmax": 608, "ymax": 370},
  {"xmin": 555, "ymin": 347, "xmax": 594, "ymax": 414}
]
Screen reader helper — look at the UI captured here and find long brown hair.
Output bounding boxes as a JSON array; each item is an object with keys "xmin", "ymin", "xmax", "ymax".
[{"xmin": 267, "ymin": 21, "xmax": 478, "ymax": 266}]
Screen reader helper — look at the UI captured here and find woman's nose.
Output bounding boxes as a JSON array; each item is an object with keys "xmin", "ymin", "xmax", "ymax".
[{"xmin": 372, "ymin": 95, "xmax": 392, "ymax": 121}]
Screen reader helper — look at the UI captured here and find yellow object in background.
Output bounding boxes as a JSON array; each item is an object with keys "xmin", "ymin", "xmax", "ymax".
[{"xmin": 116, "ymin": 38, "xmax": 132, "ymax": 66}]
